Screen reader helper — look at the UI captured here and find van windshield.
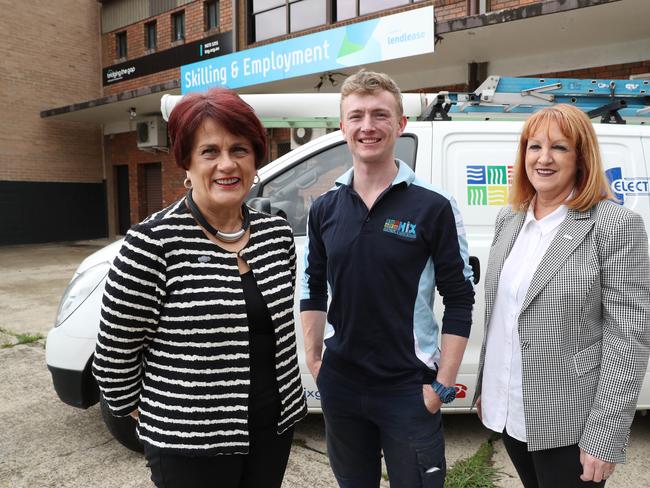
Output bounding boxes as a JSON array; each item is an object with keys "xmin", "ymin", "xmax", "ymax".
[{"xmin": 259, "ymin": 135, "xmax": 417, "ymax": 235}]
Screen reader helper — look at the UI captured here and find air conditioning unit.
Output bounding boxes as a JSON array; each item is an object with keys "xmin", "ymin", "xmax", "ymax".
[
  {"xmin": 136, "ymin": 117, "xmax": 167, "ymax": 148},
  {"xmin": 290, "ymin": 127, "xmax": 326, "ymax": 149}
]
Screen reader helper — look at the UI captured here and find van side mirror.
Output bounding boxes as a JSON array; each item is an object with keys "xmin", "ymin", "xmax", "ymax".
[
  {"xmin": 469, "ymin": 256, "xmax": 480, "ymax": 285},
  {"xmin": 247, "ymin": 197, "xmax": 271, "ymax": 214}
]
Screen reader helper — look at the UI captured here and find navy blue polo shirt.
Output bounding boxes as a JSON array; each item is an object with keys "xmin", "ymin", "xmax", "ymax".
[{"xmin": 300, "ymin": 160, "xmax": 475, "ymax": 388}]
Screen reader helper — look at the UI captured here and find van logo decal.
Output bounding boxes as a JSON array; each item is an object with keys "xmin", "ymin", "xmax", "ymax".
[
  {"xmin": 466, "ymin": 165, "xmax": 512, "ymax": 206},
  {"xmin": 605, "ymin": 167, "xmax": 650, "ymax": 205},
  {"xmin": 383, "ymin": 218, "xmax": 417, "ymax": 239}
]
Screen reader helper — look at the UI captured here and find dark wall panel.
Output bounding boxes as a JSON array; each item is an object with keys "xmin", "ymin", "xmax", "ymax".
[{"xmin": 0, "ymin": 181, "xmax": 108, "ymax": 245}]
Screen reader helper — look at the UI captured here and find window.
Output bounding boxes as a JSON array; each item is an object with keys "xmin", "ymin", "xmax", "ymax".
[
  {"xmin": 335, "ymin": 0, "xmax": 424, "ymax": 21},
  {"xmin": 290, "ymin": 0, "xmax": 326, "ymax": 32},
  {"xmin": 467, "ymin": 0, "xmax": 488, "ymax": 15},
  {"xmin": 115, "ymin": 31, "xmax": 127, "ymax": 58},
  {"xmin": 249, "ymin": 0, "xmax": 425, "ymax": 42},
  {"xmin": 250, "ymin": 0, "xmax": 326, "ymax": 42},
  {"xmin": 205, "ymin": 1, "xmax": 219, "ymax": 30},
  {"xmin": 257, "ymin": 135, "xmax": 416, "ymax": 234},
  {"xmin": 145, "ymin": 21, "xmax": 157, "ymax": 50},
  {"xmin": 172, "ymin": 11, "xmax": 185, "ymax": 41}
]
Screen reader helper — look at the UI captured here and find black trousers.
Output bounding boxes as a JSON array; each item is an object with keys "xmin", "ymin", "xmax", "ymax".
[
  {"xmin": 502, "ymin": 430, "xmax": 606, "ymax": 488},
  {"xmin": 144, "ymin": 425, "xmax": 294, "ymax": 488}
]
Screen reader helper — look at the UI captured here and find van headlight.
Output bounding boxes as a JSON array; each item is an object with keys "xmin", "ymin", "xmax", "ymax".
[{"xmin": 55, "ymin": 262, "xmax": 110, "ymax": 327}]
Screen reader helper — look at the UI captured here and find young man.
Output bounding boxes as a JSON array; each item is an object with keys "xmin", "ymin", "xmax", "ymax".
[{"xmin": 300, "ymin": 70, "xmax": 475, "ymax": 488}]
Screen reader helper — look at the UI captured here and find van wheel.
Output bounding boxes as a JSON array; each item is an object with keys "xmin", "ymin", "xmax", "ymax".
[{"xmin": 99, "ymin": 394, "xmax": 143, "ymax": 453}]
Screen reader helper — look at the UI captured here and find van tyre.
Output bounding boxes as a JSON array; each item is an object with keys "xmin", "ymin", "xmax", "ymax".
[{"xmin": 99, "ymin": 394, "xmax": 143, "ymax": 453}]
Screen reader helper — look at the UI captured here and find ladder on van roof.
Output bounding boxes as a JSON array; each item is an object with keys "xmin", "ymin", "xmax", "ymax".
[{"xmin": 422, "ymin": 76, "xmax": 650, "ymax": 124}]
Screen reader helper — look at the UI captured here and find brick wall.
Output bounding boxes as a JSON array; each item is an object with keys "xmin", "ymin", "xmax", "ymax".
[
  {"xmin": 489, "ymin": 0, "xmax": 539, "ymax": 11},
  {"xmin": 103, "ymin": 1, "xmax": 232, "ymax": 95},
  {"xmin": 434, "ymin": 0, "xmax": 468, "ymax": 21},
  {"xmin": 100, "ymin": 0, "xmax": 235, "ymax": 228},
  {"xmin": 0, "ymin": 0, "xmax": 103, "ymax": 183},
  {"xmin": 107, "ymin": 132, "xmax": 185, "ymax": 225}
]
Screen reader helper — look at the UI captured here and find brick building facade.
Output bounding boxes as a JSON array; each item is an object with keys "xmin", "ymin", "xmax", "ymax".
[
  {"xmin": 5, "ymin": 0, "xmax": 648, "ymax": 243},
  {"xmin": 1, "ymin": 1, "xmax": 105, "ymax": 244}
]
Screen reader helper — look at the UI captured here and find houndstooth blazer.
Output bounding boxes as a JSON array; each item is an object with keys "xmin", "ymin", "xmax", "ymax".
[{"xmin": 475, "ymin": 199, "xmax": 650, "ymax": 464}]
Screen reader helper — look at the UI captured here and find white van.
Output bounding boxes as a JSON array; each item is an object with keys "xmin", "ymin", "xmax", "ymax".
[{"xmin": 46, "ymin": 77, "xmax": 650, "ymax": 451}]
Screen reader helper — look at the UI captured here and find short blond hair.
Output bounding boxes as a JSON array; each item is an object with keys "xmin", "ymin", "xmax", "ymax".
[
  {"xmin": 340, "ymin": 69, "xmax": 403, "ymax": 117},
  {"xmin": 510, "ymin": 104, "xmax": 614, "ymax": 212}
]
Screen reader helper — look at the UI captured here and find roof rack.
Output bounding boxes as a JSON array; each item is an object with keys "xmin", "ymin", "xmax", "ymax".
[{"xmin": 421, "ymin": 76, "xmax": 650, "ymax": 124}]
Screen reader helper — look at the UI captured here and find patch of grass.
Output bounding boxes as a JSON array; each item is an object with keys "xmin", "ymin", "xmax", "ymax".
[
  {"xmin": 15, "ymin": 332, "xmax": 44, "ymax": 345},
  {"xmin": 0, "ymin": 327, "xmax": 44, "ymax": 348},
  {"xmin": 446, "ymin": 434, "xmax": 501, "ymax": 488}
]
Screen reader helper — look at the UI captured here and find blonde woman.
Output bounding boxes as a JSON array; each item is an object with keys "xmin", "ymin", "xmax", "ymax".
[{"xmin": 476, "ymin": 104, "xmax": 650, "ymax": 487}]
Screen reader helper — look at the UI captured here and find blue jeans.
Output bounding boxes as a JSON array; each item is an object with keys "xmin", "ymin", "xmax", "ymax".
[{"xmin": 317, "ymin": 365, "xmax": 446, "ymax": 488}]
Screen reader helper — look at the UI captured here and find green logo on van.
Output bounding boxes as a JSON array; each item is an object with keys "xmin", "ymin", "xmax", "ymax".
[{"xmin": 466, "ymin": 165, "xmax": 512, "ymax": 206}]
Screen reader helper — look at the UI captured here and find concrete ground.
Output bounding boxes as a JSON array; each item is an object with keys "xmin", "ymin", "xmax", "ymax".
[{"xmin": 1, "ymin": 240, "xmax": 649, "ymax": 487}]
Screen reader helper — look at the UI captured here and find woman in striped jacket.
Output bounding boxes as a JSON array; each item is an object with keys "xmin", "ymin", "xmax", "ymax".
[{"xmin": 92, "ymin": 88, "xmax": 308, "ymax": 488}]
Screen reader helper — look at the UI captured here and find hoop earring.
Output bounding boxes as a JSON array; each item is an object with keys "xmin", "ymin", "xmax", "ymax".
[
  {"xmin": 183, "ymin": 177, "xmax": 192, "ymax": 189},
  {"xmin": 253, "ymin": 174, "xmax": 260, "ymax": 185}
]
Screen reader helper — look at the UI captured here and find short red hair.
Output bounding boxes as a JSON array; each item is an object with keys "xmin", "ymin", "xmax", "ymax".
[{"xmin": 167, "ymin": 88, "xmax": 267, "ymax": 170}]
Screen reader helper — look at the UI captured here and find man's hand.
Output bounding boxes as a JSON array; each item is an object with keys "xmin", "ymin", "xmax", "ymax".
[
  {"xmin": 307, "ymin": 358, "xmax": 322, "ymax": 382},
  {"xmin": 129, "ymin": 408, "xmax": 140, "ymax": 420},
  {"xmin": 580, "ymin": 448, "xmax": 615, "ymax": 482},
  {"xmin": 301, "ymin": 310, "xmax": 326, "ymax": 383},
  {"xmin": 422, "ymin": 384, "xmax": 442, "ymax": 415},
  {"xmin": 475, "ymin": 395, "xmax": 482, "ymax": 421}
]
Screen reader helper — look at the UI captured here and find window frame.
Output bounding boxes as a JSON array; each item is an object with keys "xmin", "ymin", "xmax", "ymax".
[
  {"xmin": 205, "ymin": 1, "xmax": 220, "ymax": 31},
  {"xmin": 144, "ymin": 21, "xmax": 157, "ymax": 50},
  {"xmin": 115, "ymin": 31, "xmax": 127, "ymax": 59},
  {"xmin": 248, "ymin": 0, "xmax": 425, "ymax": 43},
  {"xmin": 249, "ymin": 0, "xmax": 331, "ymax": 43},
  {"xmin": 171, "ymin": 10, "xmax": 185, "ymax": 42}
]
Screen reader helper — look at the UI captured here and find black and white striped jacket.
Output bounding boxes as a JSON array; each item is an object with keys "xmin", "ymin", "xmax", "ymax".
[{"xmin": 92, "ymin": 198, "xmax": 308, "ymax": 455}]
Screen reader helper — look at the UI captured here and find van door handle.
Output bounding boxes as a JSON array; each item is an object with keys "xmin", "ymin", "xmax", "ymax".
[{"xmin": 469, "ymin": 256, "xmax": 480, "ymax": 285}]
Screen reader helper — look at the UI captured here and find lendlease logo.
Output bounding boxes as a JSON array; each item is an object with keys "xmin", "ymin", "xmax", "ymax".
[
  {"xmin": 466, "ymin": 165, "xmax": 513, "ymax": 206},
  {"xmin": 387, "ymin": 31, "xmax": 426, "ymax": 45},
  {"xmin": 605, "ymin": 167, "xmax": 650, "ymax": 204}
]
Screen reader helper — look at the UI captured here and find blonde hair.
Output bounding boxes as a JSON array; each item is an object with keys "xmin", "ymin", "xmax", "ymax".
[
  {"xmin": 340, "ymin": 69, "xmax": 403, "ymax": 117},
  {"xmin": 509, "ymin": 104, "xmax": 614, "ymax": 212}
]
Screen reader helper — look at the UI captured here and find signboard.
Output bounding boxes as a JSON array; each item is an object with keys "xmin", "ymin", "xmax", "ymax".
[
  {"xmin": 103, "ymin": 31, "xmax": 233, "ymax": 86},
  {"xmin": 181, "ymin": 6, "xmax": 434, "ymax": 93}
]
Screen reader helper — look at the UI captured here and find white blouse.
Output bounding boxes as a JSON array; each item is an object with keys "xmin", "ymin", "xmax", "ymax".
[{"xmin": 481, "ymin": 203, "xmax": 568, "ymax": 442}]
